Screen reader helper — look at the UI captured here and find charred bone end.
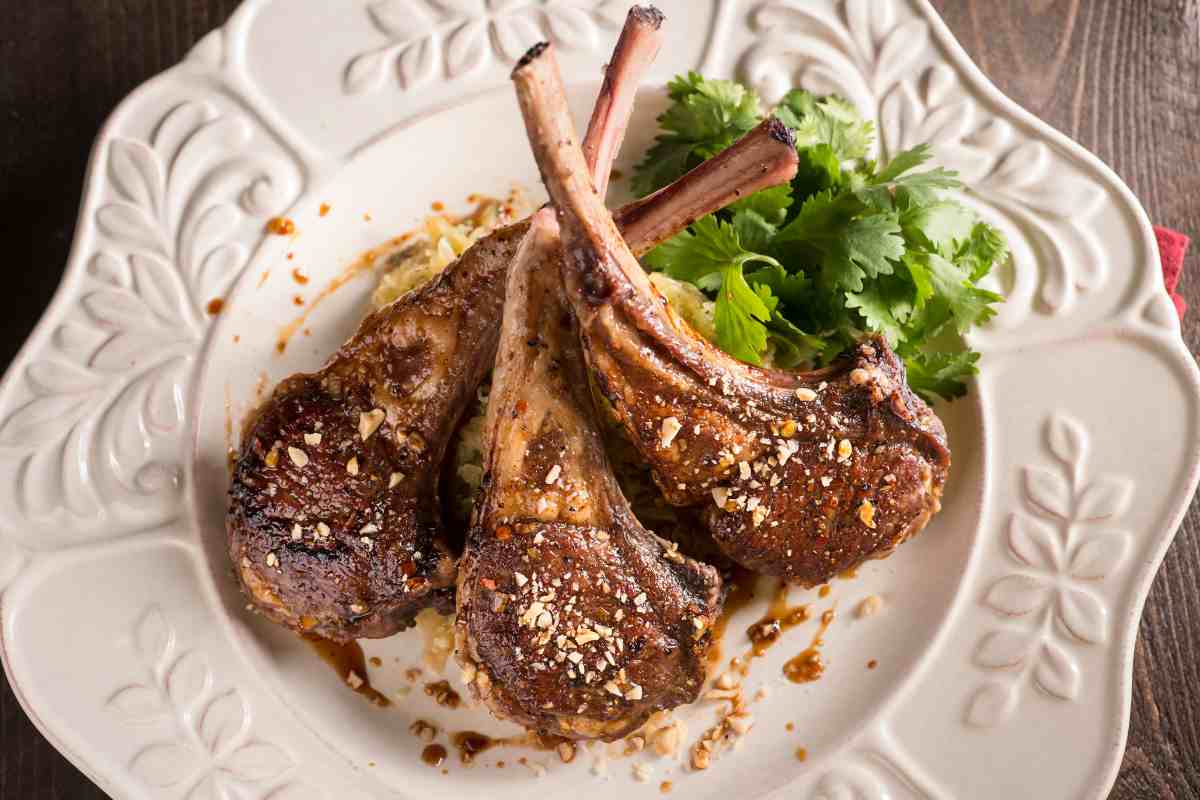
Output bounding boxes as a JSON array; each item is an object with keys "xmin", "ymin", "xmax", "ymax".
[
  {"xmin": 764, "ymin": 115, "xmax": 796, "ymax": 148},
  {"xmin": 630, "ymin": 5, "xmax": 666, "ymax": 29},
  {"xmin": 514, "ymin": 41, "xmax": 552, "ymax": 74}
]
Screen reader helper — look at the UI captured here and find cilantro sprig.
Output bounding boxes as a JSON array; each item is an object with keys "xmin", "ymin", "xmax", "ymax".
[{"xmin": 634, "ymin": 76, "xmax": 1008, "ymax": 401}]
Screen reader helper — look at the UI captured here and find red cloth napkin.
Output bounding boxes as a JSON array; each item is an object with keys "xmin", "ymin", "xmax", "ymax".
[{"xmin": 1155, "ymin": 226, "xmax": 1190, "ymax": 319}]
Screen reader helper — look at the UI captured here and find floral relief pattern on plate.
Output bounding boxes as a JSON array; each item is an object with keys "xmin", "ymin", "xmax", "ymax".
[
  {"xmin": 0, "ymin": 98, "xmax": 299, "ymax": 542},
  {"xmin": 737, "ymin": 0, "xmax": 1107, "ymax": 322},
  {"xmin": 808, "ymin": 725, "xmax": 948, "ymax": 800},
  {"xmin": 107, "ymin": 606, "xmax": 313, "ymax": 800},
  {"xmin": 966, "ymin": 413, "xmax": 1133, "ymax": 728},
  {"xmin": 345, "ymin": 0, "xmax": 629, "ymax": 94}
]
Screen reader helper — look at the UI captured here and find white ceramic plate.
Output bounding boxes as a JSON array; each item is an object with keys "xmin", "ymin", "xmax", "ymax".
[{"xmin": 2, "ymin": 1, "xmax": 1197, "ymax": 798}]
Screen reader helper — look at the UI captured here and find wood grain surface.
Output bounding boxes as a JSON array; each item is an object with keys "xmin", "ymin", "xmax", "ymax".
[{"xmin": 1, "ymin": 1, "xmax": 1197, "ymax": 798}]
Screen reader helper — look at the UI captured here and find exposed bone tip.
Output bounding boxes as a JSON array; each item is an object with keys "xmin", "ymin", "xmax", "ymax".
[
  {"xmin": 514, "ymin": 41, "xmax": 552, "ymax": 73},
  {"xmin": 631, "ymin": 5, "xmax": 666, "ymax": 28},
  {"xmin": 764, "ymin": 116, "xmax": 796, "ymax": 149}
]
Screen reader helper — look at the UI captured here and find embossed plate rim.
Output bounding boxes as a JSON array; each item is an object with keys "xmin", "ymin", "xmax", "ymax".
[{"xmin": 0, "ymin": 1, "xmax": 1197, "ymax": 799}]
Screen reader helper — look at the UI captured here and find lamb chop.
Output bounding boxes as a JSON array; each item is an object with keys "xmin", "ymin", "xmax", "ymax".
[
  {"xmin": 515, "ymin": 44, "xmax": 952, "ymax": 588},
  {"xmin": 226, "ymin": 7, "xmax": 669, "ymax": 642},
  {"xmin": 455, "ymin": 203, "xmax": 724, "ymax": 740}
]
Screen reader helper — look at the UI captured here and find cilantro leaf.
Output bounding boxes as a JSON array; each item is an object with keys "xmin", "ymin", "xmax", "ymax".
[
  {"xmin": 632, "ymin": 73, "xmax": 761, "ymax": 196},
  {"xmin": 903, "ymin": 350, "xmax": 981, "ymax": 402},
  {"xmin": 730, "ymin": 185, "xmax": 793, "ymax": 251},
  {"xmin": 846, "ymin": 276, "xmax": 917, "ymax": 346},
  {"xmin": 901, "ymin": 201, "xmax": 978, "ymax": 255},
  {"xmin": 776, "ymin": 90, "xmax": 874, "ymax": 162},
  {"xmin": 644, "ymin": 216, "xmax": 784, "ymax": 364},
  {"xmin": 857, "ymin": 144, "xmax": 963, "ymax": 208},
  {"xmin": 956, "ymin": 221, "xmax": 1010, "ymax": 281},
  {"xmin": 907, "ymin": 252, "xmax": 1003, "ymax": 334},
  {"xmin": 661, "ymin": 73, "xmax": 762, "ymax": 140},
  {"xmin": 793, "ymin": 143, "xmax": 843, "ymax": 199},
  {"xmin": 775, "ymin": 192, "xmax": 904, "ymax": 292},
  {"xmin": 714, "ymin": 265, "xmax": 773, "ymax": 364}
]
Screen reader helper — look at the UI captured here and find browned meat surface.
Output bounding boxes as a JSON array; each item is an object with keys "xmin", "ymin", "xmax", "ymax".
[
  {"xmin": 227, "ymin": 6, "xmax": 682, "ymax": 643},
  {"xmin": 518, "ymin": 45, "xmax": 952, "ymax": 588},
  {"xmin": 456, "ymin": 205, "xmax": 721, "ymax": 741}
]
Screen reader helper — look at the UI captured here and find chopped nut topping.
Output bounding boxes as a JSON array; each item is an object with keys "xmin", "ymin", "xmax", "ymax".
[
  {"xmin": 359, "ymin": 409, "xmax": 386, "ymax": 441},
  {"xmin": 652, "ymin": 719, "xmax": 686, "ymax": 757},
  {"xmin": 752, "ymin": 505, "xmax": 768, "ymax": 528},
  {"xmin": 837, "ymin": 439, "xmax": 853, "ymax": 460},
  {"xmin": 346, "ymin": 670, "xmax": 364, "ymax": 689},
  {"xmin": 316, "ymin": 522, "xmax": 331, "ymax": 538},
  {"xmin": 820, "ymin": 475, "xmax": 834, "ymax": 488},
  {"xmin": 711, "ymin": 487, "xmax": 730, "ymax": 508},
  {"xmin": 514, "ymin": 572, "xmax": 528, "ymax": 587},
  {"xmin": 780, "ymin": 419, "xmax": 797, "ymax": 437},
  {"xmin": 659, "ymin": 416, "xmax": 683, "ymax": 449},
  {"xmin": 858, "ymin": 499, "xmax": 877, "ymax": 529},
  {"xmin": 287, "ymin": 447, "xmax": 309, "ymax": 467},
  {"xmin": 266, "ymin": 551, "xmax": 278, "ymax": 568},
  {"xmin": 738, "ymin": 461, "xmax": 751, "ymax": 481},
  {"xmin": 604, "ymin": 680, "xmax": 623, "ymax": 697},
  {"xmin": 858, "ymin": 594, "xmax": 884, "ymax": 618},
  {"xmin": 360, "ymin": 523, "xmax": 378, "ymax": 534},
  {"xmin": 795, "ymin": 388, "xmax": 817, "ymax": 402},
  {"xmin": 346, "ymin": 456, "xmax": 359, "ymax": 476},
  {"xmin": 264, "ymin": 446, "xmax": 279, "ymax": 468},
  {"xmin": 850, "ymin": 368, "xmax": 870, "ymax": 386},
  {"xmin": 291, "ymin": 524, "xmax": 302, "ymax": 541},
  {"xmin": 304, "ymin": 432, "xmax": 322, "ymax": 446},
  {"xmin": 349, "ymin": 603, "xmax": 366, "ymax": 614},
  {"xmin": 389, "ymin": 472, "xmax": 403, "ymax": 489},
  {"xmin": 545, "ymin": 464, "xmax": 562, "ymax": 484}
]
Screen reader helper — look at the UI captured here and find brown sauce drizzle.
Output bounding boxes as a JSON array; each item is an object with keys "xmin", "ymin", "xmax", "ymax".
[
  {"xmin": 305, "ymin": 637, "xmax": 391, "ymax": 707},
  {"xmin": 449, "ymin": 730, "xmax": 563, "ymax": 765},
  {"xmin": 424, "ymin": 680, "xmax": 461, "ymax": 709},
  {"xmin": 452, "ymin": 731, "xmax": 497, "ymax": 763},
  {"xmin": 740, "ymin": 582, "xmax": 813, "ymax": 670},
  {"xmin": 710, "ymin": 567, "xmax": 758, "ymax": 665},
  {"xmin": 276, "ymin": 246, "xmax": 379, "ymax": 354},
  {"xmin": 783, "ymin": 608, "xmax": 835, "ymax": 684},
  {"xmin": 410, "ymin": 719, "xmax": 439, "ymax": 739},
  {"xmin": 867, "ymin": 659, "xmax": 878, "ymax": 670},
  {"xmin": 421, "ymin": 744, "xmax": 447, "ymax": 767}
]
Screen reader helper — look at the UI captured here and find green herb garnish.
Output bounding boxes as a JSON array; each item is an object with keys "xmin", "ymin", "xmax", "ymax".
[{"xmin": 634, "ymin": 74, "xmax": 1008, "ymax": 401}]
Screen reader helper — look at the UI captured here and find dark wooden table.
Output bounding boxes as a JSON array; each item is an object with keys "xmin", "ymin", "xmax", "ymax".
[{"xmin": 1, "ymin": 2, "xmax": 1197, "ymax": 797}]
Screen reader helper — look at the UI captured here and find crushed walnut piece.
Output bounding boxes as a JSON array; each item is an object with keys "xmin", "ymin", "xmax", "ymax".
[{"xmin": 359, "ymin": 409, "xmax": 386, "ymax": 440}]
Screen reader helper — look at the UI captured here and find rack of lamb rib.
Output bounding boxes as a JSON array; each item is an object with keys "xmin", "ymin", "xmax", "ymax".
[{"xmin": 513, "ymin": 42, "xmax": 951, "ymax": 589}]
